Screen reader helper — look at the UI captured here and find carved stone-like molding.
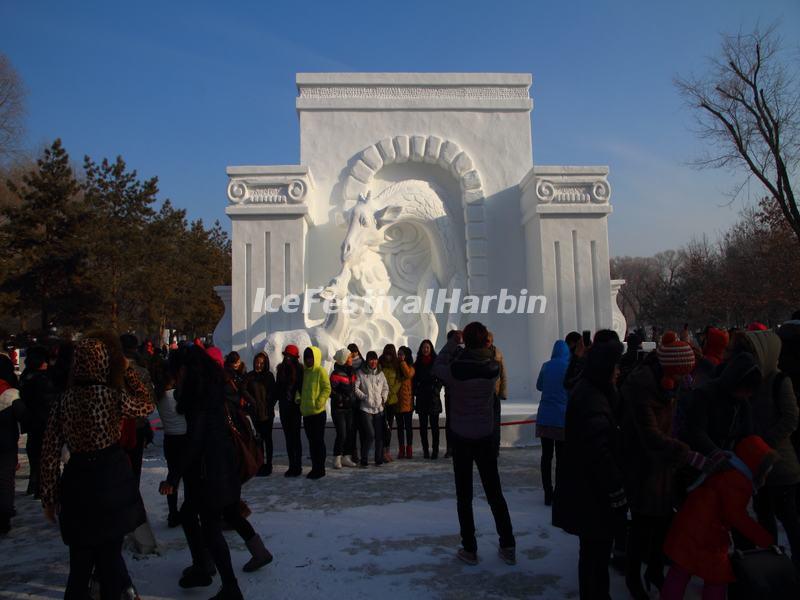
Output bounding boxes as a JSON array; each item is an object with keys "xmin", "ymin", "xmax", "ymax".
[
  {"xmin": 342, "ymin": 135, "xmax": 488, "ymax": 294},
  {"xmin": 226, "ymin": 167, "xmax": 310, "ymax": 206},
  {"xmin": 532, "ymin": 167, "xmax": 611, "ymax": 205},
  {"xmin": 299, "ymin": 85, "xmax": 530, "ymax": 100}
]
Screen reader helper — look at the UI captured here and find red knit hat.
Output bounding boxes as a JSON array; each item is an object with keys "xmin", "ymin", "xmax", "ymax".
[
  {"xmin": 747, "ymin": 322, "xmax": 768, "ymax": 332},
  {"xmin": 283, "ymin": 344, "xmax": 300, "ymax": 358},
  {"xmin": 657, "ymin": 331, "xmax": 696, "ymax": 390},
  {"xmin": 205, "ymin": 347, "xmax": 224, "ymax": 367},
  {"xmin": 734, "ymin": 435, "xmax": 778, "ymax": 481}
]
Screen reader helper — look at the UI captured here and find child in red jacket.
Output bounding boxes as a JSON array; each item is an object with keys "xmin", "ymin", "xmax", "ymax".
[{"xmin": 661, "ymin": 435, "xmax": 777, "ymax": 599}]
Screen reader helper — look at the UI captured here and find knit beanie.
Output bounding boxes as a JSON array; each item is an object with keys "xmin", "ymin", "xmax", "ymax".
[
  {"xmin": 205, "ymin": 346, "xmax": 224, "ymax": 367},
  {"xmin": 333, "ymin": 348, "xmax": 350, "ymax": 366},
  {"xmin": 657, "ymin": 331, "xmax": 696, "ymax": 390},
  {"xmin": 747, "ymin": 322, "xmax": 768, "ymax": 332}
]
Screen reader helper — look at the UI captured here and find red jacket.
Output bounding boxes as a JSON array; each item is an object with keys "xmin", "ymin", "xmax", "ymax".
[{"xmin": 663, "ymin": 435, "xmax": 776, "ymax": 584}]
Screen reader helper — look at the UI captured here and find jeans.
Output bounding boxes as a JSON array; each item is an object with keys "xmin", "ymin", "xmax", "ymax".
[
  {"xmin": 350, "ymin": 407, "xmax": 361, "ymax": 458},
  {"xmin": 303, "ymin": 412, "xmax": 327, "ymax": 474},
  {"xmin": 331, "ymin": 408, "xmax": 354, "ymax": 456},
  {"xmin": 222, "ymin": 502, "xmax": 255, "ymax": 542},
  {"xmin": 578, "ymin": 535, "xmax": 613, "ymax": 600},
  {"xmin": 754, "ymin": 484, "xmax": 800, "ymax": 562},
  {"xmin": 26, "ymin": 431, "xmax": 43, "ymax": 496},
  {"xmin": 540, "ymin": 437, "xmax": 563, "ymax": 493},
  {"xmin": 397, "ymin": 411, "xmax": 413, "ymax": 447},
  {"xmin": 181, "ymin": 502, "xmax": 236, "ymax": 585},
  {"xmin": 255, "ymin": 417, "xmax": 274, "ymax": 468},
  {"xmin": 383, "ymin": 404, "xmax": 397, "ymax": 451},
  {"xmin": 451, "ymin": 434, "xmax": 515, "ymax": 553},
  {"xmin": 419, "ymin": 412, "xmax": 440, "ymax": 456},
  {"xmin": 64, "ymin": 537, "xmax": 125, "ymax": 600},
  {"xmin": 124, "ymin": 426, "xmax": 148, "ymax": 488},
  {"xmin": 444, "ymin": 392, "xmax": 452, "ymax": 453},
  {"xmin": 493, "ymin": 395, "xmax": 501, "ymax": 456},
  {"xmin": 626, "ymin": 512, "xmax": 671, "ymax": 588},
  {"xmin": 280, "ymin": 402, "xmax": 303, "ymax": 473},
  {"xmin": 163, "ymin": 434, "xmax": 187, "ymax": 515},
  {"xmin": 359, "ymin": 411, "xmax": 385, "ymax": 465}
]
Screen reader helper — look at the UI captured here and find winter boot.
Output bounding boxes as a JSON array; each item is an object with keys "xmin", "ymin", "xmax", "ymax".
[
  {"xmin": 406, "ymin": 445, "xmax": 412, "ymax": 459},
  {"xmin": 342, "ymin": 456, "xmax": 357, "ymax": 467},
  {"xmin": 383, "ymin": 449, "xmax": 393, "ymax": 463},
  {"xmin": 208, "ymin": 582, "xmax": 244, "ymax": 600},
  {"xmin": 457, "ymin": 548, "xmax": 478, "ymax": 565},
  {"xmin": 498, "ymin": 546, "xmax": 516, "ymax": 566},
  {"xmin": 179, "ymin": 565, "xmax": 213, "ymax": 588},
  {"xmin": 243, "ymin": 533, "xmax": 273, "ymax": 572},
  {"xmin": 396, "ymin": 446, "xmax": 406, "ymax": 460},
  {"xmin": 333, "ymin": 455, "xmax": 342, "ymax": 469},
  {"xmin": 544, "ymin": 486, "xmax": 553, "ymax": 506}
]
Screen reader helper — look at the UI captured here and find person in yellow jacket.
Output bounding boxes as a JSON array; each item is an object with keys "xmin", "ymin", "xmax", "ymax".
[
  {"xmin": 300, "ymin": 346, "xmax": 331, "ymax": 479},
  {"xmin": 396, "ymin": 346, "xmax": 416, "ymax": 459},
  {"xmin": 380, "ymin": 344, "xmax": 402, "ymax": 463}
]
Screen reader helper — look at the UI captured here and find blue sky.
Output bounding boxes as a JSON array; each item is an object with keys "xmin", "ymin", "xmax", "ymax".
[{"xmin": 2, "ymin": 0, "xmax": 798, "ymax": 256}]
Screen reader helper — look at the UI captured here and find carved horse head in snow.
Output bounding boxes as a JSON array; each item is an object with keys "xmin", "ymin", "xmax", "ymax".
[{"xmin": 340, "ymin": 191, "xmax": 402, "ymax": 263}]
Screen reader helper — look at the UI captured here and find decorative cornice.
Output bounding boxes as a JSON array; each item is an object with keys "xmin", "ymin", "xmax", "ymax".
[
  {"xmin": 296, "ymin": 73, "xmax": 532, "ymax": 112},
  {"xmin": 225, "ymin": 166, "xmax": 312, "ymax": 206},
  {"xmin": 528, "ymin": 166, "xmax": 611, "ymax": 205}
]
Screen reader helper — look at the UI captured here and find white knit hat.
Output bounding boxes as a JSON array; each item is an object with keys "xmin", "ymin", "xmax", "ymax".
[{"xmin": 333, "ymin": 348, "xmax": 350, "ymax": 365}]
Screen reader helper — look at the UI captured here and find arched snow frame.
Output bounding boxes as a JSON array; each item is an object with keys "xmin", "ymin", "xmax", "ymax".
[{"xmin": 342, "ymin": 135, "xmax": 489, "ymax": 295}]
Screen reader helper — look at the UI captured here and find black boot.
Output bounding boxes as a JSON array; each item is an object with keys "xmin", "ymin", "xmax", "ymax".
[
  {"xmin": 242, "ymin": 534, "xmax": 273, "ymax": 572},
  {"xmin": 544, "ymin": 487, "xmax": 553, "ymax": 506},
  {"xmin": 179, "ymin": 565, "xmax": 213, "ymax": 588},
  {"xmin": 208, "ymin": 582, "xmax": 244, "ymax": 600}
]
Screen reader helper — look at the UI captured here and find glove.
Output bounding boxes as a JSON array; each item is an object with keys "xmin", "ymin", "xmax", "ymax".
[
  {"xmin": 609, "ymin": 487, "xmax": 627, "ymax": 510},
  {"xmin": 686, "ymin": 451, "xmax": 707, "ymax": 472},
  {"xmin": 706, "ymin": 450, "xmax": 732, "ymax": 474}
]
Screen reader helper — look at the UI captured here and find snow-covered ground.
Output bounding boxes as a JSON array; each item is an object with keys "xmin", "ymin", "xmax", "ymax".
[{"xmin": 4, "ymin": 434, "xmax": 704, "ymax": 599}]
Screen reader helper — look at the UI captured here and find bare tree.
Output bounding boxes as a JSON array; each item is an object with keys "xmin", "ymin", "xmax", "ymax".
[
  {"xmin": 0, "ymin": 54, "xmax": 25, "ymax": 161},
  {"xmin": 675, "ymin": 25, "xmax": 800, "ymax": 245}
]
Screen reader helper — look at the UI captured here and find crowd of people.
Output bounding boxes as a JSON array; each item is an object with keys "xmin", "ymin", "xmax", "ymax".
[
  {"xmin": 536, "ymin": 314, "xmax": 800, "ymax": 599},
  {"xmin": 1, "ymin": 310, "xmax": 799, "ymax": 599},
  {"xmin": 0, "ymin": 322, "xmax": 512, "ymax": 599}
]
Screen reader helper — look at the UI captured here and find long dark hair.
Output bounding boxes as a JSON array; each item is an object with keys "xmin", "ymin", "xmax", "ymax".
[
  {"xmin": 348, "ymin": 343, "xmax": 364, "ymax": 361},
  {"xmin": 380, "ymin": 344, "xmax": 398, "ymax": 369},
  {"xmin": 415, "ymin": 339, "xmax": 436, "ymax": 367},
  {"xmin": 398, "ymin": 345, "xmax": 414, "ymax": 366},
  {"xmin": 175, "ymin": 345, "xmax": 224, "ymax": 415}
]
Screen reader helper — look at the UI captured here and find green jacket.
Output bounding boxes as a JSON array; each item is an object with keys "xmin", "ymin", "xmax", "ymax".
[
  {"xmin": 381, "ymin": 362, "xmax": 401, "ymax": 406},
  {"xmin": 300, "ymin": 346, "xmax": 331, "ymax": 417}
]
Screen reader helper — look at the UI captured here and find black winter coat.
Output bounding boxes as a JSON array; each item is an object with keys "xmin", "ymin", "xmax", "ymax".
[
  {"xmin": 18, "ymin": 370, "xmax": 58, "ymax": 436},
  {"xmin": 553, "ymin": 345, "xmax": 625, "ymax": 540},
  {"xmin": 330, "ymin": 363, "xmax": 356, "ymax": 410},
  {"xmin": 276, "ymin": 360, "xmax": 304, "ymax": 414},
  {"xmin": 170, "ymin": 381, "xmax": 240, "ymax": 511},
  {"xmin": 686, "ymin": 352, "xmax": 758, "ymax": 456},
  {"xmin": 246, "ymin": 370, "xmax": 276, "ymax": 422},
  {"xmin": 413, "ymin": 359, "xmax": 442, "ymax": 414}
]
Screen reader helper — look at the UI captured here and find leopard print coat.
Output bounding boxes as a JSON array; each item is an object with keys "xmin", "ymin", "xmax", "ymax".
[{"xmin": 40, "ymin": 338, "xmax": 153, "ymax": 507}]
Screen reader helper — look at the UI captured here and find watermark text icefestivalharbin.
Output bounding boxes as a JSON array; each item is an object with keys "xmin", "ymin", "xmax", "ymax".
[{"xmin": 252, "ymin": 288, "xmax": 547, "ymax": 315}]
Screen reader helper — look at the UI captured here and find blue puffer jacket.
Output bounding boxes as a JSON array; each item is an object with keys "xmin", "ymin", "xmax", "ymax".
[{"xmin": 535, "ymin": 340, "xmax": 571, "ymax": 428}]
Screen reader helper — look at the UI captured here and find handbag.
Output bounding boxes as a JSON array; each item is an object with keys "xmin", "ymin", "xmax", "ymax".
[
  {"xmin": 224, "ymin": 403, "xmax": 264, "ymax": 483},
  {"xmin": 728, "ymin": 546, "xmax": 799, "ymax": 600}
]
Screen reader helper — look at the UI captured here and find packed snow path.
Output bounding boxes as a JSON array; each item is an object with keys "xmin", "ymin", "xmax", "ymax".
[{"xmin": 3, "ymin": 438, "xmax": 642, "ymax": 599}]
